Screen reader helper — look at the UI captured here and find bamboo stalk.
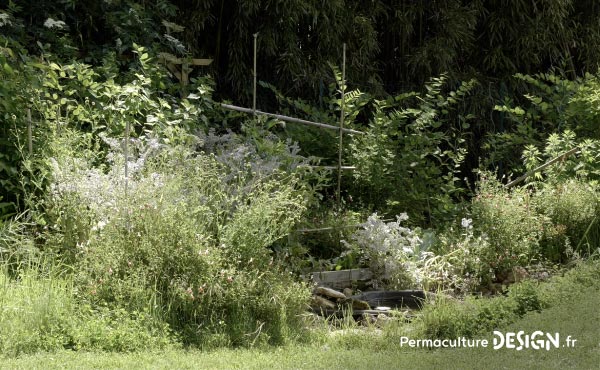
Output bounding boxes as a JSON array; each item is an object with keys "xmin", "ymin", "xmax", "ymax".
[
  {"xmin": 124, "ymin": 121, "xmax": 130, "ymax": 192},
  {"xmin": 57, "ymin": 106, "xmax": 61, "ymax": 133},
  {"xmin": 505, "ymin": 147, "xmax": 580, "ymax": 188},
  {"xmin": 302, "ymin": 165, "xmax": 356, "ymax": 171},
  {"xmin": 27, "ymin": 109, "xmax": 32, "ymax": 155},
  {"xmin": 220, "ymin": 103, "xmax": 364, "ymax": 135},
  {"xmin": 337, "ymin": 43, "xmax": 346, "ymax": 208},
  {"xmin": 253, "ymin": 33, "xmax": 258, "ymax": 114},
  {"xmin": 124, "ymin": 120, "xmax": 130, "ymax": 231}
]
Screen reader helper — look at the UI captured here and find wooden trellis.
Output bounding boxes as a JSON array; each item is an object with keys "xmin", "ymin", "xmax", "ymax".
[{"xmin": 219, "ymin": 39, "xmax": 356, "ymax": 213}]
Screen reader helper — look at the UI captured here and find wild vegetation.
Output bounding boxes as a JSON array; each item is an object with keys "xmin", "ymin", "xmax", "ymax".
[{"xmin": 0, "ymin": 0, "xmax": 599, "ymax": 361}]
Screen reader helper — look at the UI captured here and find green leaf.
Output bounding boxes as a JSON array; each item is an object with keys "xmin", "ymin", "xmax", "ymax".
[{"xmin": 2, "ymin": 63, "xmax": 13, "ymax": 74}]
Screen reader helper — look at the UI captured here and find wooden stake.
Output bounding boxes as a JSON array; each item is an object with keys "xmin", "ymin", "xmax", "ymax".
[
  {"xmin": 27, "ymin": 109, "xmax": 33, "ymax": 155},
  {"xmin": 337, "ymin": 43, "xmax": 346, "ymax": 208},
  {"xmin": 253, "ymin": 33, "xmax": 258, "ymax": 114}
]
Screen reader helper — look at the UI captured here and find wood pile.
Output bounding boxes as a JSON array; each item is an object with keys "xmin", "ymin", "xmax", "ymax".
[{"xmin": 310, "ymin": 285, "xmax": 429, "ymax": 324}]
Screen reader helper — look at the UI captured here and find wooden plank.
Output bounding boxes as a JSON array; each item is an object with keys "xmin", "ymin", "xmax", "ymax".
[
  {"xmin": 312, "ymin": 269, "xmax": 373, "ymax": 285},
  {"xmin": 165, "ymin": 62, "xmax": 182, "ymax": 80},
  {"xmin": 190, "ymin": 58, "xmax": 213, "ymax": 66},
  {"xmin": 158, "ymin": 53, "xmax": 213, "ymax": 66}
]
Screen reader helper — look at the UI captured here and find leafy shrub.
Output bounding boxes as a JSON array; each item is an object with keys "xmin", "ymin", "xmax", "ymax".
[
  {"xmin": 418, "ymin": 295, "xmax": 475, "ymax": 339},
  {"xmin": 520, "ymin": 131, "xmax": 600, "ymax": 259},
  {"xmin": 507, "ymin": 280, "xmax": 543, "ymax": 316},
  {"xmin": 533, "ymin": 180, "xmax": 599, "ymax": 260},
  {"xmin": 471, "ymin": 173, "xmax": 544, "ymax": 283},
  {"xmin": 538, "ymin": 259, "xmax": 600, "ymax": 305},
  {"xmin": 428, "ymin": 220, "xmax": 492, "ymax": 292},
  {"xmin": 418, "ymin": 280, "xmax": 542, "ymax": 340},
  {"xmin": 416, "ymin": 260, "xmax": 600, "ymax": 340},
  {"xmin": 343, "ymin": 214, "xmax": 492, "ymax": 292},
  {"xmin": 349, "ymin": 75, "xmax": 475, "ymax": 224},
  {"xmin": 69, "ymin": 305, "xmax": 174, "ymax": 352},
  {"xmin": 522, "ymin": 130, "xmax": 600, "ymax": 185},
  {"xmin": 489, "ymin": 71, "xmax": 600, "ymax": 172},
  {"xmin": 285, "ymin": 208, "xmax": 364, "ymax": 271}
]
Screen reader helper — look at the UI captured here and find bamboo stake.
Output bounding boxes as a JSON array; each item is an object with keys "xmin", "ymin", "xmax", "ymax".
[
  {"xmin": 125, "ymin": 121, "xmax": 129, "ymax": 191},
  {"xmin": 124, "ymin": 120, "xmax": 130, "ymax": 231},
  {"xmin": 505, "ymin": 147, "xmax": 580, "ymax": 188},
  {"xmin": 57, "ymin": 106, "xmax": 61, "ymax": 133},
  {"xmin": 336, "ymin": 43, "xmax": 346, "ymax": 208},
  {"xmin": 253, "ymin": 33, "xmax": 258, "ymax": 114},
  {"xmin": 295, "ymin": 219, "xmax": 393, "ymax": 233},
  {"xmin": 302, "ymin": 165, "xmax": 356, "ymax": 171},
  {"xmin": 220, "ymin": 103, "xmax": 364, "ymax": 135},
  {"xmin": 27, "ymin": 109, "xmax": 32, "ymax": 155}
]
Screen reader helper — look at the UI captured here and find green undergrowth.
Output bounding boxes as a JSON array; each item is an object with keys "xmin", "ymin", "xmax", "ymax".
[
  {"xmin": 2, "ymin": 260, "xmax": 599, "ymax": 369},
  {"xmin": 333, "ymin": 258, "xmax": 600, "ymax": 350},
  {"xmin": 288, "ymin": 259, "xmax": 600, "ymax": 353},
  {"xmin": 1, "ymin": 215, "xmax": 598, "ymax": 358},
  {"xmin": 0, "ymin": 259, "xmax": 174, "ymax": 357}
]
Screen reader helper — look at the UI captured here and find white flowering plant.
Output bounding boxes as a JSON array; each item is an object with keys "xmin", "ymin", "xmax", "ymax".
[
  {"xmin": 342, "ymin": 213, "xmax": 498, "ymax": 293},
  {"xmin": 342, "ymin": 213, "xmax": 427, "ymax": 289}
]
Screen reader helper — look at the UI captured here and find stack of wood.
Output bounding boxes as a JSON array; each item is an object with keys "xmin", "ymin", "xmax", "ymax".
[
  {"xmin": 308, "ymin": 268, "xmax": 431, "ymax": 324},
  {"xmin": 311, "ymin": 286, "xmax": 431, "ymax": 320},
  {"xmin": 311, "ymin": 286, "xmax": 371, "ymax": 313}
]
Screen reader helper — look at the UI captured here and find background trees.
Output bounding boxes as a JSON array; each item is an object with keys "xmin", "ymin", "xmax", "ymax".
[{"xmin": 2, "ymin": 0, "xmax": 600, "ymax": 216}]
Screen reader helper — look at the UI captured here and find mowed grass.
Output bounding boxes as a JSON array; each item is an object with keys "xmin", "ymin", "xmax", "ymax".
[{"xmin": 3, "ymin": 284, "xmax": 598, "ymax": 370}]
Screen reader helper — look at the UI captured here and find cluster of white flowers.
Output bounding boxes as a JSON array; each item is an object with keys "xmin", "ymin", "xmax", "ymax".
[
  {"xmin": 43, "ymin": 18, "xmax": 67, "ymax": 30},
  {"xmin": 48, "ymin": 136, "xmax": 168, "ymax": 230},
  {"xmin": 345, "ymin": 213, "xmax": 425, "ymax": 288}
]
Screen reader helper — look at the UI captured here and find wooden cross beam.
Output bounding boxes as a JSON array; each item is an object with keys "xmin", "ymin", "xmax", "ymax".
[{"xmin": 158, "ymin": 52, "xmax": 213, "ymax": 86}]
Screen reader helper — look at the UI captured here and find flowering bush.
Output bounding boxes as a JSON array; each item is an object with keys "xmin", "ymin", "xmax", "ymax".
[
  {"xmin": 343, "ymin": 214, "xmax": 493, "ymax": 292},
  {"xmin": 43, "ymin": 130, "xmax": 312, "ymax": 346},
  {"xmin": 343, "ymin": 213, "xmax": 426, "ymax": 289}
]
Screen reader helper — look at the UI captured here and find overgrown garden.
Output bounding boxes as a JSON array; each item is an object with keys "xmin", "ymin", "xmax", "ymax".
[{"xmin": 0, "ymin": 0, "xmax": 599, "ymax": 358}]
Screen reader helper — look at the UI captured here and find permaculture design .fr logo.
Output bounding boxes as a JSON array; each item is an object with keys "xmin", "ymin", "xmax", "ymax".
[{"xmin": 400, "ymin": 331, "xmax": 577, "ymax": 351}]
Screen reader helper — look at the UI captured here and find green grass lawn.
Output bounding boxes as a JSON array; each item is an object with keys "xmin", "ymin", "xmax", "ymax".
[{"xmin": 3, "ymin": 284, "xmax": 599, "ymax": 370}]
